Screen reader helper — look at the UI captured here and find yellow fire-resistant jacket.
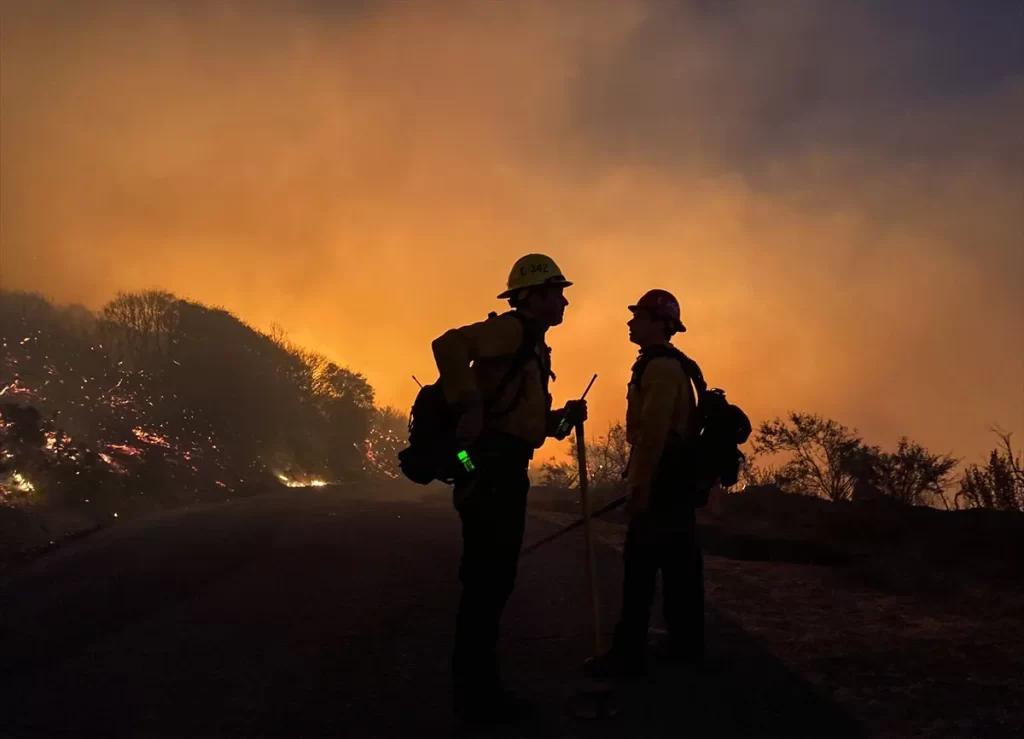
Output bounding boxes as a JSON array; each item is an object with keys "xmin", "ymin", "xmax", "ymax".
[
  {"xmin": 626, "ymin": 343, "xmax": 696, "ymax": 508},
  {"xmin": 431, "ymin": 311, "xmax": 555, "ymax": 450}
]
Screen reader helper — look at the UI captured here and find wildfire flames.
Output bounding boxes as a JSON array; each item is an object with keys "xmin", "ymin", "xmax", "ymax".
[
  {"xmin": 363, "ymin": 419, "xmax": 406, "ymax": 480},
  {"xmin": 1, "ymin": 379, "xmax": 35, "ymax": 398},
  {"xmin": 276, "ymin": 474, "xmax": 329, "ymax": 488},
  {"xmin": 8, "ymin": 471, "xmax": 34, "ymax": 494},
  {"xmin": 1, "ymin": 294, "xmax": 410, "ymax": 508},
  {"xmin": 132, "ymin": 427, "xmax": 171, "ymax": 448}
]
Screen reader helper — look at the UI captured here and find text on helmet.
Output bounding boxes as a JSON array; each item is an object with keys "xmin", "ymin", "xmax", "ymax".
[{"xmin": 520, "ymin": 263, "xmax": 550, "ymax": 276}]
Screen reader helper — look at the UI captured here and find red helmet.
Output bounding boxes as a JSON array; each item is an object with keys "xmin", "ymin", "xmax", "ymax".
[{"xmin": 628, "ymin": 289, "xmax": 686, "ymax": 333}]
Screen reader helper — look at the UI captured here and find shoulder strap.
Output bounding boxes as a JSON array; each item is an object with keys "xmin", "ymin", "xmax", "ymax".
[
  {"xmin": 629, "ymin": 345, "xmax": 677, "ymax": 386},
  {"xmin": 673, "ymin": 348, "xmax": 708, "ymax": 395},
  {"xmin": 668, "ymin": 348, "xmax": 708, "ymax": 444},
  {"xmin": 482, "ymin": 311, "xmax": 544, "ymax": 416},
  {"xmin": 630, "ymin": 344, "xmax": 707, "ymax": 395}
]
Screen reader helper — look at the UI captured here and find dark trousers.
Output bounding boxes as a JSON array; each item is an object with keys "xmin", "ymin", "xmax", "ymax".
[
  {"xmin": 451, "ymin": 443, "xmax": 531, "ymax": 695},
  {"xmin": 612, "ymin": 509, "xmax": 704, "ymax": 659}
]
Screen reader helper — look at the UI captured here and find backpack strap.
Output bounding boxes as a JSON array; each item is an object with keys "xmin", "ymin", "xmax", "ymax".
[
  {"xmin": 630, "ymin": 344, "xmax": 706, "ymax": 395},
  {"xmin": 674, "ymin": 349, "xmax": 708, "ymax": 395},
  {"xmin": 481, "ymin": 311, "xmax": 546, "ymax": 419},
  {"xmin": 629, "ymin": 344, "xmax": 707, "ymax": 448}
]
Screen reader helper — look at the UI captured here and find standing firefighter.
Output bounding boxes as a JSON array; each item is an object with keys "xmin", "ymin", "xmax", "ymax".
[
  {"xmin": 430, "ymin": 254, "xmax": 587, "ymax": 724},
  {"xmin": 586, "ymin": 289, "xmax": 705, "ymax": 677}
]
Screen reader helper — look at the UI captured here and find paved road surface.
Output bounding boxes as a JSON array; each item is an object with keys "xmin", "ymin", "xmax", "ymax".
[{"xmin": 1, "ymin": 482, "xmax": 860, "ymax": 737}]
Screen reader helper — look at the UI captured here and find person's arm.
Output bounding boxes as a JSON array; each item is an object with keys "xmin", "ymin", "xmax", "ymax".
[
  {"xmin": 626, "ymin": 359, "xmax": 680, "ymax": 511},
  {"xmin": 431, "ymin": 313, "xmax": 523, "ymax": 408}
]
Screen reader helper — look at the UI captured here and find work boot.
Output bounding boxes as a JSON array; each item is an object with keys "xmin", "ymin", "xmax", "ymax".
[{"xmin": 582, "ymin": 648, "xmax": 647, "ymax": 679}]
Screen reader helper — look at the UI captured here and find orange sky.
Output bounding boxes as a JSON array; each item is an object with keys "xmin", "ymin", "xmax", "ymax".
[{"xmin": 2, "ymin": 1, "xmax": 1022, "ymax": 469}]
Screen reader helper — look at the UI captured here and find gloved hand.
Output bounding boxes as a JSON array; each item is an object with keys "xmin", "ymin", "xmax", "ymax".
[
  {"xmin": 553, "ymin": 399, "xmax": 588, "ymax": 439},
  {"xmin": 563, "ymin": 398, "xmax": 588, "ymax": 427}
]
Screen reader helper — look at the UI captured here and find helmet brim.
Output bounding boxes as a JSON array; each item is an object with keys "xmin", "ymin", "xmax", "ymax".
[
  {"xmin": 497, "ymin": 278, "xmax": 573, "ymax": 300},
  {"xmin": 628, "ymin": 305, "xmax": 686, "ymax": 333}
]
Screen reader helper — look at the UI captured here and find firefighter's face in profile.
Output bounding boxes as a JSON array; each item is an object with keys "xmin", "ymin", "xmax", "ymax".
[
  {"xmin": 628, "ymin": 309, "xmax": 664, "ymax": 347},
  {"xmin": 526, "ymin": 286, "xmax": 568, "ymax": 327}
]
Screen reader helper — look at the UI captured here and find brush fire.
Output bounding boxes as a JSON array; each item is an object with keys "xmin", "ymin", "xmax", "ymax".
[{"xmin": 0, "ymin": 290, "xmax": 409, "ymax": 512}]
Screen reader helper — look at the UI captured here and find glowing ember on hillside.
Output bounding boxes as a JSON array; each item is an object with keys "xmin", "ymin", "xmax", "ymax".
[
  {"xmin": 98, "ymin": 453, "xmax": 127, "ymax": 473},
  {"xmin": 106, "ymin": 444, "xmax": 143, "ymax": 456},
  {"xmin": 276, "ymin": 473, "xmax": 329, "ymax": 488},
  {"xmin": 132, "ymin": 427, "xmax": 171, "ymax": 448},
  {"xmin": 2, "ymin": 470, "xmax": 36, "ymax": 496},
  {"xmin": 0, "ymin": 379, "xmax": 33, "ymax": 397}
]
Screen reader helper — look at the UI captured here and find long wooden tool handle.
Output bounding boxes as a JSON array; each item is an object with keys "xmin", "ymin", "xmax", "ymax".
[
  {"xmin": 580, "ymin": 373, "xmax": 598, "ymax": 401},
  {"xmin": 575, "ymin": 420, "xmax": 602, "ymax": 657},
  {"xmin": 555, "ymin": 373, "xmax": 598, "ymax": 438}
]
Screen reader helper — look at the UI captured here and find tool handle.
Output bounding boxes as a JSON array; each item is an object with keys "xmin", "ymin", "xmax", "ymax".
[
  {"xmin": 556, "ymin": 373, "xmax": 597, "ymax": 437},
  {"xmin": 576, "ymin": 419, "xmax": 602, "ymax": 657},
  {"xmin": 519, "ymin": 494, "xmax": 627, "ymax": 557},
  {"xmin": 580, "ymin": 373, "xmax": 598, "ymax": 401}
]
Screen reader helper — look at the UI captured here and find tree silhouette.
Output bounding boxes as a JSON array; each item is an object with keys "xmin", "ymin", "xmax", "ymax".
[
  {"xmin": 739, "ymin": 456, "xmax": 787, "ymax": 489},
  {"xmin": 958, "ymin": 429, "xmax": 1023, "ymax": 512},
  {"xmin": 851, "ymin": 438, "xmax": 959, "ymax": 507},
  {"xmin": 100, "ymin": 290, "xmax": 179, "ymax": 369},
  {"xmin": 752, "ymin": 413, "xmax": 863, "ymax": 502}
]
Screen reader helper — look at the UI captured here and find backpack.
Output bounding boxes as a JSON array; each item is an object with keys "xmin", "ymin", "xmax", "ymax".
[
  {"xmin": 398, "ymin": 311, "xmax": 546, "ymax": 485},
  {"xmin": 629, "ymin": 345, "xmax": 752, "ymax": 506}
]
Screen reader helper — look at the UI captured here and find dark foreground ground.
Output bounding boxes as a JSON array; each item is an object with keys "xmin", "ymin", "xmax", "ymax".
[
  {"xmin": 532, "ymin": 487, "xmax": 1024, "ymax": 739},
  {"xmin": 1, "ymin": 481, "xmax": 860, "ymax": 738}
]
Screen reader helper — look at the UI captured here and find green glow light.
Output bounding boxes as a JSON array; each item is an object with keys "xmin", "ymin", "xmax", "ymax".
[{"xmin": 457, "ymin": 450, "xmax": 476, "ymax": 472}]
